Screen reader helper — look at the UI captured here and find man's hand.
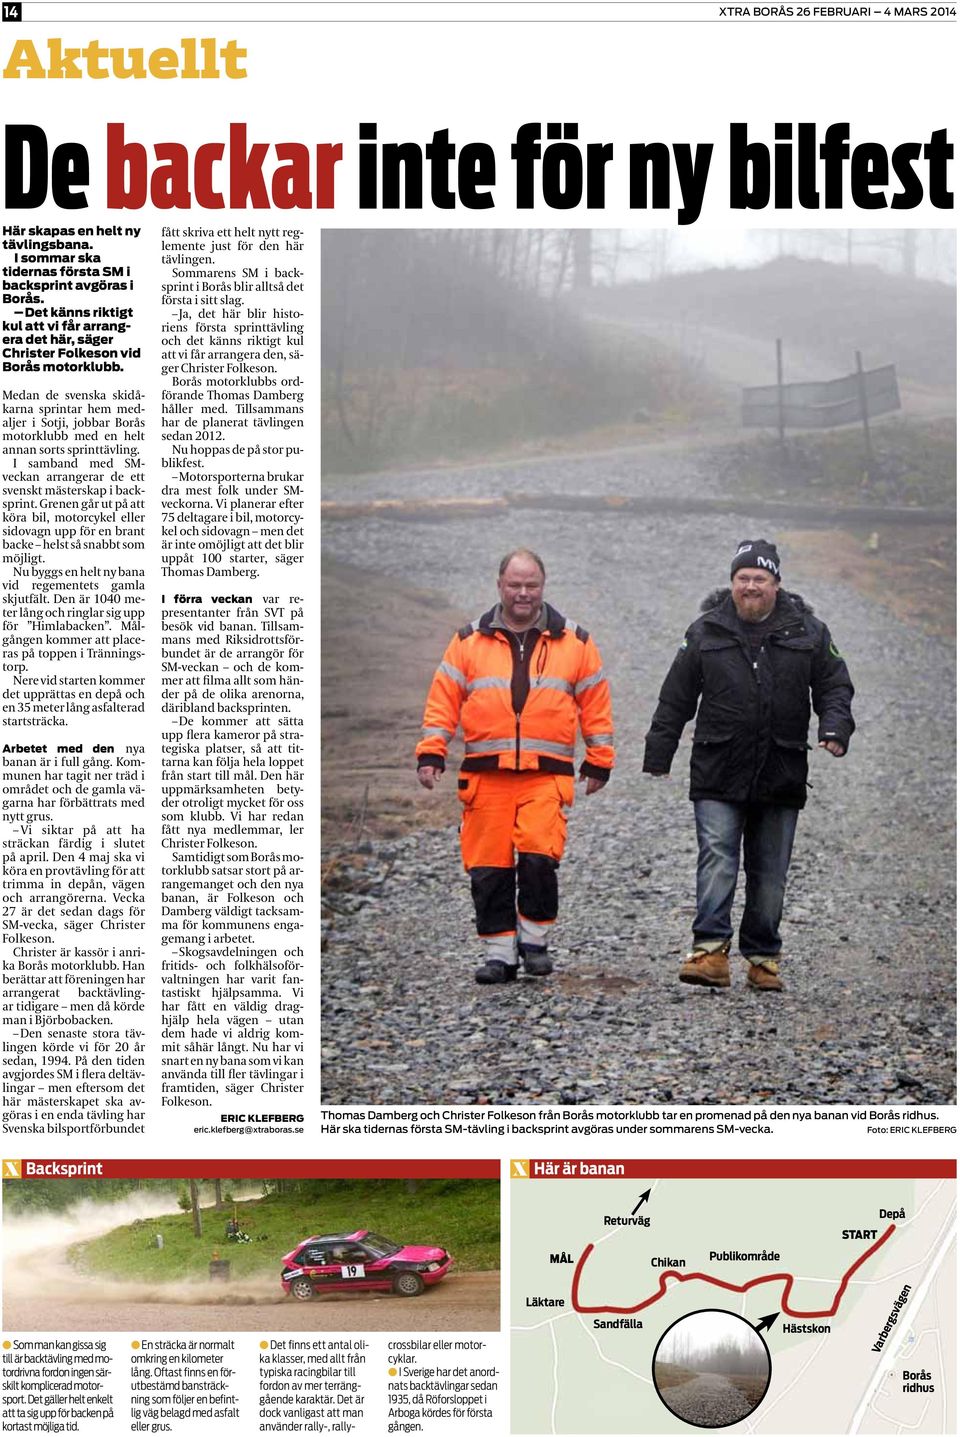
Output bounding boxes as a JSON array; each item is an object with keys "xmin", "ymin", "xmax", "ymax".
[
  {"xmin": 580, "ymin": 775, "xmax": 606, "ymax": 796},
  {"xmin": 417, "ymin": 765, "xmax": 442, "ymax": 790},
  {"xmin": 819, "ymin": 740, "xmax": 845, "ymax": 758}
]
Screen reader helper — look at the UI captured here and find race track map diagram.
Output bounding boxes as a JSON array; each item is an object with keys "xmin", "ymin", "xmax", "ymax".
[{"xmin": 511, "ymin": 1161, "xmax": 955, "ymax": 1433}]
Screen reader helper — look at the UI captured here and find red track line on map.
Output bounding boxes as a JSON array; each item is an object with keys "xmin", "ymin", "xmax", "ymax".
[{"xmin": 571, "ymin": 1223, "xmax": 896, "ymax": 1319}]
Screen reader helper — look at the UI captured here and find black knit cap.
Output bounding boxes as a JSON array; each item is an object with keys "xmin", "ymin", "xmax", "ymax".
[{"xmin": 731, "ymin": 539, "xmax": 781, "ymax": 580}]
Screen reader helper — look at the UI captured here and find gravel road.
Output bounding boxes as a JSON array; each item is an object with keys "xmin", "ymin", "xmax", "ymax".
[
  {"xmin": 660, "ymin": 1372, "xmax": 757, "ymax": 1426},
  {"xmin": 3, "ymin": 1271, "xmax": 499, "ymax": 1333},
  {"xmin": 322, "ymin": 445, "xmax": 956, "ymax": 1106}
]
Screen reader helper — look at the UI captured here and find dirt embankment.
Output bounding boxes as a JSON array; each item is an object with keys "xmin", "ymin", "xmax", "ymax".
[
  {"xmin": 783, "ymin": 525, "xmax": 954, "ymax": 639},
  {"xmin": 3, "ymin": 1271, "xmax": 499, "ymax": 1333}
]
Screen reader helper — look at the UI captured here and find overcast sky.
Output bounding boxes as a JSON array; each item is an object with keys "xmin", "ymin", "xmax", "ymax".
[
  {"xmin": 660, "ymin": 1309, "xmax": 764, "ymax": 1363},
  {"xmin": 598, "ymin": 226, "xmax": 957, "ymax": 283}
]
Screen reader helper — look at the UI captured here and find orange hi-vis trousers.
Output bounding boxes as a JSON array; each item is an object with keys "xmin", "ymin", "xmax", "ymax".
[{"xmin": 457, "ymin": 770, "xmax": 573, "ymax": 938}]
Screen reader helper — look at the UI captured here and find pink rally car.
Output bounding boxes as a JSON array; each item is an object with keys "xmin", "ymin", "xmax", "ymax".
[{"xmin": 281, "ymin": 1229, "xmax": 453, "ymax": 1300}]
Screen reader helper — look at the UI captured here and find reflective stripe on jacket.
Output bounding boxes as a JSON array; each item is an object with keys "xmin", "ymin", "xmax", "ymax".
[{"xmin": 417, "ymin": 603, "xmax": 614, "ymax": 780}]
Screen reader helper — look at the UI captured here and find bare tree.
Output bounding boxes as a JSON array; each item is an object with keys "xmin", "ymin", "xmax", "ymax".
[
  {"xmin": 571, "ymin": 230, "xmax": 593, "ymax": 290},
  {"xmin": 189, "ymin": 1180, "xmax": 202, "ymax": 1238}
]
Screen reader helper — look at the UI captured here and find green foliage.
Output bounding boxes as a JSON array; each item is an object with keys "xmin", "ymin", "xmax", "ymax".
[{"xmin": 68, "ymin": 1180, "xmax": 499, "ymax": 1285}]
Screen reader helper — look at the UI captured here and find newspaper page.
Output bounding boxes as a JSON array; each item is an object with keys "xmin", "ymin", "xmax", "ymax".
[{"xmin": 1, "ymin": 1, "xmax": 957, "ymax": 1434}]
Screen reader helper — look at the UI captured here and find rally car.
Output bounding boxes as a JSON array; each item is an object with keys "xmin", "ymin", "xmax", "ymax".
[{"xmin": 281, "ymin": 1229, "xmax": 453, "ymax": 1300}]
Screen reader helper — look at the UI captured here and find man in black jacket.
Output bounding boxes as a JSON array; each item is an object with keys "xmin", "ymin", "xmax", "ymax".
[{"xmin": 643, "ymin": 539, "xmax": 855, "ymax": 992}]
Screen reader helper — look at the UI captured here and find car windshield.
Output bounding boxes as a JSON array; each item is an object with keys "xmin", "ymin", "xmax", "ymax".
[{"xmin": 360, "ymin": 1232, "xmax": 401, "ymax": 1257}]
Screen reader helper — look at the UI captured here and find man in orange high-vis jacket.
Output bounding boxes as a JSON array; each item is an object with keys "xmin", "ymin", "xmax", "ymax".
[{"xmin": 417, "ymin": 549, "xmax": 614, "ymax": 985}]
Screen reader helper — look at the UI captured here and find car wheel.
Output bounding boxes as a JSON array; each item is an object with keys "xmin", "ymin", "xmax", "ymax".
[
  {"xmin": 393, "ymin": 1271, "xmax": 425, "ymax": 1297},
  {"xmin": 289, "ymin": 1276, "xmax": 315, "ymax": 1301}
]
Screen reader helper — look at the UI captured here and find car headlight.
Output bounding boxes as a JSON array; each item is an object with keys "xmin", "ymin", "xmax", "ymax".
[{"xmin": 425, "ymin": 1262, "xmax": 441, "ymax": 1271}]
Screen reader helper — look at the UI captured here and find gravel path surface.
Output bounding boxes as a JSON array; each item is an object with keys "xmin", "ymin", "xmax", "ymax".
[
  {"xmin": 660, "ymin": 1372, "xmax": 756, "ymax": 1426},
  {"xmin": 322, "ymin": 446, "xmax": 956, "ymax": 1106}
]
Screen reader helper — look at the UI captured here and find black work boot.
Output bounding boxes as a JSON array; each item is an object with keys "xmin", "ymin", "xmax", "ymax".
[
  {"xmin": 518, "ymin": 942, "xmax": 553, "ymax": 977},
  {"xmin": 474, "ymin": 959, "xmax": 518, "ymax": 985}
]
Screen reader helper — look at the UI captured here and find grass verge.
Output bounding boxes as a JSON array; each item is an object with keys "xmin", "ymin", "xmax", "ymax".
[
  {"xmin": 654, "ymin": 1361, "xmax": 698, "ymax": 1389},
  {"xmin": 727, "ymin": 1374, "xmax": 770, "ymax": 1405},
  {"xmin": 717, "ymin": 416, "xmax": 956, "ymax": 509}
]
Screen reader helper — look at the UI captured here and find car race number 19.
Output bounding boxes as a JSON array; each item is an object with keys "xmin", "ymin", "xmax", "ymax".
[{"xmin": 340, "ymin": 1264, "xmax": 365, "ymax": 1278}]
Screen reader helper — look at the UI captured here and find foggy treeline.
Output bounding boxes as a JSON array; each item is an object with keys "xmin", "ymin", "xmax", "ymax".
[
  {"xmin": 320, "ymin": 225, "xmax": 954, "ymax": 474},
  {"xmin": 1, "ymin": 1177, "xmax": 261, "ymax": 1215},
  {"xmin": 322, "ymin": 228, "xmax": 695, "ymax": 374},
  {"xmin": 321, "ymin": 230, "xmax": 708, "ymax": 471},
  {"xmin": 746, "ymin": 229, "xmax": 956, "ymax": 284},
  {"xmin": 321, "ymin": 230, "xmax": 954, "ymax": 386},
  {"xmin": 322, "ymin": 229, "xmax": 595, "ymax": 371},
  {"xmin": 3, "ymin": 1174, "xmax": 477, "ymax": 1217},
  {"xmin": 662, "ymin": 1327, "xmax": 768, "ymax": 1378},
  {"xmin": 596, "ymin": 228, "xmax": 956, "ymax": 285}
]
